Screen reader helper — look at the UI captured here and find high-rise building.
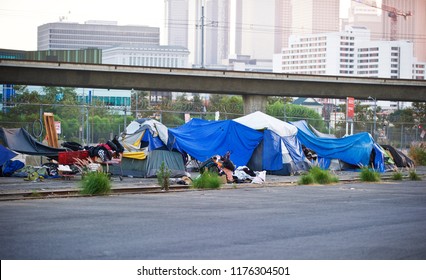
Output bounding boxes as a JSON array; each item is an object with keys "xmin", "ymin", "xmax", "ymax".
[
  {"xmin": 204, "ymin": 0, "xmax": 230, "ymax": 66},
  {"xmin": 274, "ymin": 0, "xmax": 292, "ymax": 52},
  {"xmin": 37, "ymin": 21, "xmax": 160, "ymax": 50},
  {"xmin": 186, "ymin": 0, "xmax": 231, "ymax": 67},
  {"xmin": 165, "ymin": 0, "xmax": 190, "ymax": 49},
  {"xmin": 381, "ymin": 0, "xmax": 426, "ymax": 61},
  {"xmin": 233, "ymin": 0, "xmax": 275, "ymax": 60},
  {"xmin": 343, "ymin": 1, "xmax": 383, "ymax": 41},
  {"xmin": 274, "ymin": 26, "xmax": 416, "ymax": 80},
  {"xmin": 291, "ymin": 0, "xmax": 340, "ymax": 35}
]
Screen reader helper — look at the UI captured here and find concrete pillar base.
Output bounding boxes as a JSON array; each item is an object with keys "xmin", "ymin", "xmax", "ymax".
[{"xmin": 243, "ymin": 95, "xmax": 267, "ymax": 114}]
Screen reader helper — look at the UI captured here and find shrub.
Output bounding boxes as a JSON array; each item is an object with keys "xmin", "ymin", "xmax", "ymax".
[
  {"xmin": 409, "ymin": 144, "xmax": 426, "ymax": 166},
  {"xmin": 309, "ymin": 166, "xmax": 339, "ymax": 184},
  {"xmin": 298, "ymin": 166, "xmax": 338, "ymax": 185},
  {"xmin": 359, "ymin": 167, "xmax": 381, "ymax": 182},
  {"xmin": 80, "ymin": 172, "xmax": 111, "ymax": 195},
  {"xmin": 157, "ymin": 161, "xmax": 172, "ymax": 191},
  {"xmin": 192, "ymin": 171, "xmax": 222, "ymax": 189},
  {"xmin": 391, "ymin": 172, "xmax": 403, "ymax": 181},
  {"xmin": 298, "ymin": 174, "xmax": 315, "ymax": 185},
  {"xmin": 409, "ymin": 170, "xmax": 421, "ymax": 181}
]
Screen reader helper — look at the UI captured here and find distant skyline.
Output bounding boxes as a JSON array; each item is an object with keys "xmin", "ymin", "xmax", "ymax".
[{"xmin": 0, "ymin": 0, "xmax": 353, "ymax": 51}]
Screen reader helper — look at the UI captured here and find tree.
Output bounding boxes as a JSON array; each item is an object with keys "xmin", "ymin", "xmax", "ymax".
[
  {"xmin": 207, "ymin": 94, "xmax": 243, "ymax": 119},
  {"xmin": 336, "ymin": 101, "xmax": 383, "ymax": 135},
  {"xmin": 131, "ymin": 90, "xmax": 150, "ymax": 118},
  {"xmin": 412, "ymin": 102, "xmax": 426, "ymax": 127},
  {"xmin": 266, "ymin": 100, "xmax": 326, "ymax": 132}
]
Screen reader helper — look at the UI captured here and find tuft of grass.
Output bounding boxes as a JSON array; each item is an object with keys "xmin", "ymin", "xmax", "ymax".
[
  {"xmin": 359, "ymin": 167, "xmax": 381, "ymax": 182},
  {"xmin": 409, "ymin": 170, "xmax": 421, "ymax": 181},
  {"xmin": 298, "ymin": 166, "xmax": 338, "ymax": 185},
  {"xmin": 192, "ymin": 171, "xmax": 222, "ymax": 189},
  {"xmin": 80, "ymin": 172, "xmax": 111, "ymax": 195},
  {"xmin": 391, "ymin": 172, "xmax": 403, "ymax": 181},
  {"xmin": 298, "ymin": 174, "xmax": 315, "ymax": 185}
]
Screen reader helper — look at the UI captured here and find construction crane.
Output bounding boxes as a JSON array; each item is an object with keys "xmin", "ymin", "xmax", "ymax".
[{"xmin": 351, "ymin": 0, "xmax": 412, "ymax": 41}]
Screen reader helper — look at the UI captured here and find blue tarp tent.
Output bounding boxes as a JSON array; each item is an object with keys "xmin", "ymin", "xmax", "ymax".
[
  {"xmin": 234, "ymin": 111, "xmax": 309, "ymax": 175},
  {"xmin": 0, "ymin": 144, "xmax": 17, "ymax": 166},
  {"xmin": 168, "ymin": 118, "xmax": 263, "ymax": 167},
  {"xmin": 291, "ymin": 120, "xmax": 385, "ymax": 171}
]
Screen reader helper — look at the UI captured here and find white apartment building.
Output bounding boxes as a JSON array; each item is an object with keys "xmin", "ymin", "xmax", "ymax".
[
  {"xmin": 102, "ymin": 45, "xmax": 190, "ymax": 68},
  {"xmin": 413, "ymin": 62, "xmax": 426, "ymax": 80},
  {"xmin": 274, "ymin": 26, "xmax": 417, "ymax": 80}
]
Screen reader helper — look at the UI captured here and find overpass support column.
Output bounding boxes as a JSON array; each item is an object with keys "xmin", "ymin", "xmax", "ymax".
[{"xmin": 243, "ymin": 95, "xmax": 267, "ymax": 114}]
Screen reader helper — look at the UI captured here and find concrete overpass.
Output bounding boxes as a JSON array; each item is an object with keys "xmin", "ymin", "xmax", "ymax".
[{"xmin": 1, "ymin": 59, "xmax": 425, "ymax": 113}]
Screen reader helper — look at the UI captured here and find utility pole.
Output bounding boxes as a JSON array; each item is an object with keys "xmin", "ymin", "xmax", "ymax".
[
  {"xmin": 201, "ymin": 2, "xmax": 205, "ymax": 69},
  {"xmin": 369, "ymin": 96, "xmax": 377, "ymax": 140}
]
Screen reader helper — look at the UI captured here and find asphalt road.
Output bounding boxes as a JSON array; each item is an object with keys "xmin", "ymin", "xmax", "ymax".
[{"xmin": 1, "ymin": 181, "xmax": 426, "ymax": 260}]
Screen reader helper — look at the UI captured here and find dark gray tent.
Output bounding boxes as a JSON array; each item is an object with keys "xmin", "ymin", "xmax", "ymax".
[
  {"xmin": 381, "ymin": 145, "xmax": 414, "ymax": 168},
  {"xmin": 118, "ymin": 119, "xmax": 186, "ymax": 178},
  {"xmin": 0, "ymin": 127, "xmax": 65, "ymax": 158}
]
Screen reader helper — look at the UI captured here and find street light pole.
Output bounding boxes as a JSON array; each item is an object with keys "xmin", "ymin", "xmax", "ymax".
[{"xmin": 369, "ymin": 96, "xmax": 377, "ymax": 140}]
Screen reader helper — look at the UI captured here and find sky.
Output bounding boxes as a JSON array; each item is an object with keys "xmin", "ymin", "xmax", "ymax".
[{"xmin": 0, "ymin": 0, "xmax": 352, "ymax": 51}]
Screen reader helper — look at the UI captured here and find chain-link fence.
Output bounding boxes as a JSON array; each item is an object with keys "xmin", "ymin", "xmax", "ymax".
[{"xmin": 1, "ymin": 108, "xmax": 424, "ymax": 150}]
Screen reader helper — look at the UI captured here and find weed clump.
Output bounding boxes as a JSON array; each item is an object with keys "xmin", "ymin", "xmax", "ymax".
[
  {"xmin": 80, "ymin": 172, "xmax": 111, "ymax": 195},
  {"xmin": 391, "ymin": 171, "xmax": 403, "ymax": 181},
  {"xmin": 409, "ymin": 170, "xmax": 421, "ymax": 181},
  {"xmin": 298, "ymin": 166, "xmax": 338, "ymax": 185},
  {"xmin": 298, "ymin": 173, "xmax": 315, "ymax": 185},
  {"xmin": 192, "ymin": 171, "xmax": 222, "ymax": 189},
  {"xmin": 359, "ymin": 167, "xmax": 381, "ymax": 182},
  {"xmin": 157, "ymin": 161, "xmax": 172, "ymax": 191}
]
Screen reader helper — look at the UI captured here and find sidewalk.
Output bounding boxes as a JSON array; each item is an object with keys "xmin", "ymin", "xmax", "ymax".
[{"xmin": 1, "ymin": 167, "xmax": 425, "ymax": 200}]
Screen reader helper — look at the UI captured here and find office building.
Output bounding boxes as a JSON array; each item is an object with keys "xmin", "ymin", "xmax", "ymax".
[
  {"xmin": 37, "ymin": 21, "xmax": 160, "ymax": 50},
  {"xmin": 165, "ymin": 0, "xmax": 190, "ymax": 49},
  {"xmin": 102, "ymin": 45, "xmax": 190, "ymax": 68},
  {"xmin": 204, "ymin": 0, "xmax": 230, "ymax": 66},
  {"xmin": 233, "ymin": 0, "xmax": 275, "ymax": 61},
  {"xmin": 291, "ymin": 0, "xmax": 340, "ymax": 35},
  {"xmin": 343, "ymin": 1, "xmax": 383, "ymax": 41},
  {"xmin": 382, "ymin": 0, "xmax": 426, "ymax": 61}
]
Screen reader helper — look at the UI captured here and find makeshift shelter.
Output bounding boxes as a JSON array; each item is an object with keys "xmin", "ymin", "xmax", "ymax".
[
  {"xmin": 0, "ymin": 143, "xmax": 17, "ymax": 166},
  {"xmin": 118, "ymin": 119, "xmax": 186, "ymax": 178},
  {"xmin": 291, "ymin": 120, "xmax": 385, "ymax": 172},
  {"xmin": 0, "ymin": 127, "xmax": 65, "ymax": 158},
  {"xmin": 0, "ymin": 144, "xmax": 21, "ymax": 176},
  {"xmin": 168, "ymin": 118, "xmax": 263, "ymax": 168},
  {"xmin": 234, "ymin": 111, "xmax": 309, "ymax": 175},
  {"xmin": 381, "ymin": 144, "xmax": 414, "ymax": 168}
]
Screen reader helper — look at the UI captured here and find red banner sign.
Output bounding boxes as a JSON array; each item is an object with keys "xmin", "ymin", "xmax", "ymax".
[{"xmin": 347, "ymin": 97, "xmax": 355, "ymax": 119}]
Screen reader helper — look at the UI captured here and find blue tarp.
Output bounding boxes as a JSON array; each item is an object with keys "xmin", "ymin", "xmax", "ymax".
[
  {"xmin": 0, "ymin": 144, "xmax": 17, "ymax": 166},
  {"xmin": 262, "ymin": 130, "xmax": 282, "ymax": 170},
  {"xmin": 168, "ymin": 119, "xmax": 263, "ymax": 167},
  {"xmin": 282, "ymin": 134, "xmax": 306, "ymax": 163},
  {"xmin": 292, "ymin": 120, "xmax": 384, "ymax": 170},
  {"xmin": 142, "ymin": 129, "xmax": 166, "ymax": 151},
  {"xmin": 261, "ymin": 130, "xmax": 306, "ymax": 170}
]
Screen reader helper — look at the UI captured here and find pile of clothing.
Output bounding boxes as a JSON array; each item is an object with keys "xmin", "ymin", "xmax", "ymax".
[
  {"xmin": 200, "ymin": 151, "xmax": 266, "ymax": 184},
  {"xmin": 61, "ymin": 136, "xmax": 125, "ymax": 162}
]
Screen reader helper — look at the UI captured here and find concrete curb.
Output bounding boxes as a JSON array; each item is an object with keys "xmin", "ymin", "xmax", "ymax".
[{"xmin": 1, "ymin": 172, "xmax": 424, "ymax": 201}]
